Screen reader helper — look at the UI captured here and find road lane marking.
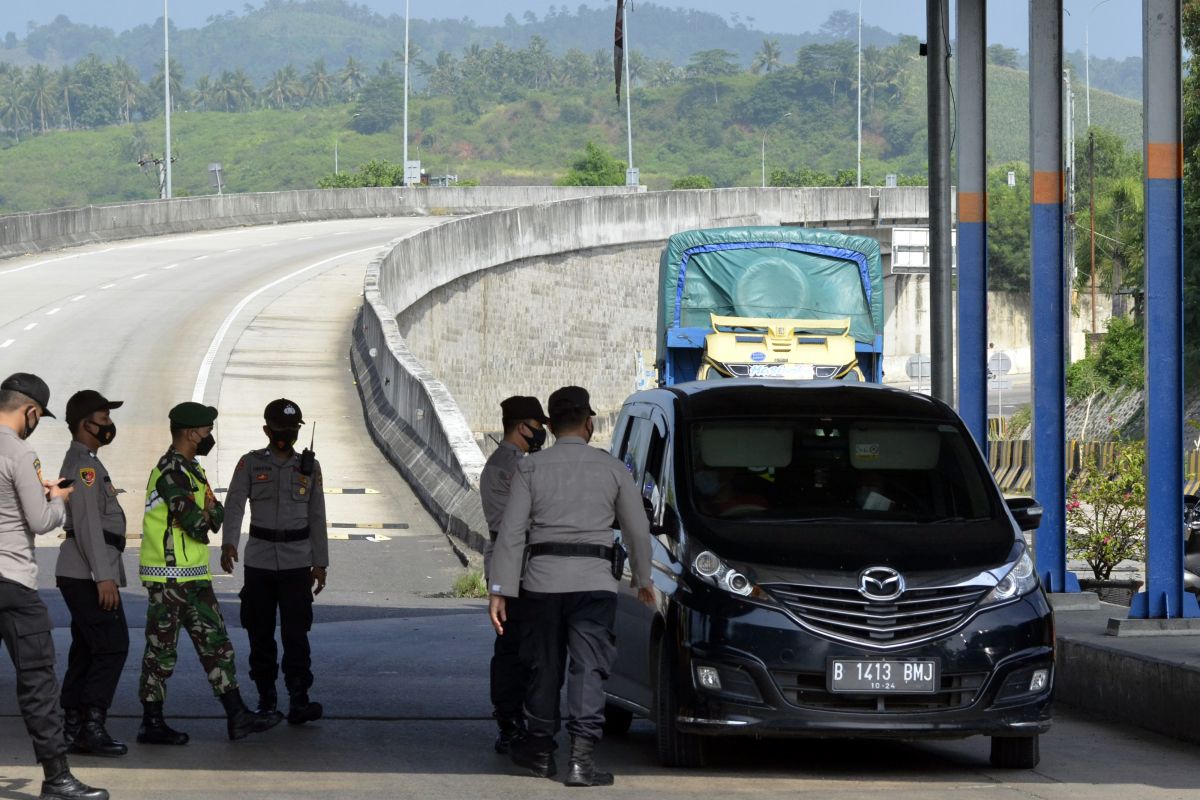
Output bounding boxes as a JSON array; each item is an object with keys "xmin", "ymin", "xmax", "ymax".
[
  {"xmin": 162, "ymin": 263, "xmax": 178, "ymax": 270},
  {"xmin": 132, "ymin": 273, "xmax": 149, "ymax": 280},
  {"xmin": 191, "ymin": 244, "xmax": 383, "ymax": 404},
  {"xmin": 46, "ymin": 308, "xmax": 61, "ymax": 315},
  {"xmin": 70, "ymin": 295, "xmax": 85, "ymax": 302},
  {"xmin": 298, "ymin": 236, "xmax": 314, "ymax": 240},
  {"xmin": 0, "ymin": 339, "xmax": 13, "ymax": 348},
  {"xmin": 226, "ymin": 248, "xmax": 242, "ymax": 254},
  {"xmin": 100, "ymin": 284, "xmax": 116, "ymax": 289},
  {"xmin": 0, "ymin": 247, "xmax": 115, "ymax": 278},
  {"xmin": 195, "ymin": 255, "xmax": 209, "ymax": 261},
  {"xmin": 23, "ymin": 323, "xmax": 37, "ymax": 331},
  {"xmin": 260, "ymin": 243, "xmax": 278, "ymax": 248}
]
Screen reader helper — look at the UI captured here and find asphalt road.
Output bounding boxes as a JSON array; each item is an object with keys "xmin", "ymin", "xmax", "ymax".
[{"xmin": 1, "ymin": 224, "xmax": 1198, "ymax": 798}]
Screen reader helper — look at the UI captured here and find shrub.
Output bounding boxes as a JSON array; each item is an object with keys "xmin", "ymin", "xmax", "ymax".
[{"xmin": 1066, "ymin": 441, "xmax": 1146, "ymax": 580}]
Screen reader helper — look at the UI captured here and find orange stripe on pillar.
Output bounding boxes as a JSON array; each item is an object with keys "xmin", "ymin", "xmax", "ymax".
[
  {"xmin": 958, "ymin": 191, "xmax": 987, "ymax": 223},
  {"xmin": 1147, "ymin": 142, "xmax": 1183, "ymax": 180},
  {"xmin": 1032, "ymin": 171, "xmax": 1063, "ymax": 205}
]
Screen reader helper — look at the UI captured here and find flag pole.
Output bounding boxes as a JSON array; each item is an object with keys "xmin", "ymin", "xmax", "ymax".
[{"xmin": 623, "ymin": 1, "xmax": 636, "ymax": 186}]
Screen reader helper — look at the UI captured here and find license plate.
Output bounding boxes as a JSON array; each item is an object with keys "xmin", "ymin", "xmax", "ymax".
[{"xmin": 827, "ymin": 659, "xmax": 939, "ymax": 694}]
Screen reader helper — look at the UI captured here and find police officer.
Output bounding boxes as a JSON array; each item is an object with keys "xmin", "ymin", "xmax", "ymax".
[
  {"xmin": 56, "ymin": 390, "xmax": 130, "ymax": 758},
  {"xmin": 480, "ymin": 395, "xmax": 548, "ymax": 754},
  {"xmin": 489, "ymin": 386, "xmax": 653, "ymax": 786},
  {"xmin": 0, "ymin": 373, "xmax": 107, "ymax": 800},
  {"xmin": 137, "ymin": 401, "xmax": 282, "ymax": 744},
  {"xmin": 221, "ymin": 398, "xmax": 328, "ymax": 725}
]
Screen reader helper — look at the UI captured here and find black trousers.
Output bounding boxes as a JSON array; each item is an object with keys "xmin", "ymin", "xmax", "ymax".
[
  {"xmin": 239, "ymin": 565, "xmax": 314, "ymax": 691},
  {"xmin": 490, "ymin": 596, "xmax": 529, "ymax": 721},
  {"xmin": 57, "ymin": 577, "xmax": 129, "ymax": 711},
  {"xmin": 519, "ymin": 590, "xmax": 616, "ymax": 746},
  {"xmin": 0, "ymin": 578, "xmax": 65, "ymax": 762}
]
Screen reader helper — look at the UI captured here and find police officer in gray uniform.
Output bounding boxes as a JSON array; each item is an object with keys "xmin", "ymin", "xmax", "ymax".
[
  {"xmin": 480, "ymin": 395, "xmax": 549, "ymax": 754},
  {"xmin": 489, "ymin": 386, "xmax": 653, "ymax": 787},
  {"xmin": 221, "ymin": 398, "xmax": 328, "ymax": 725},
  {"xmin": 0, "ymin": 373, "xmax": 108, "ymax": 800},
  {"xmin": 56, "ymin": 390, "xmax": 130, "ymax": 758}
]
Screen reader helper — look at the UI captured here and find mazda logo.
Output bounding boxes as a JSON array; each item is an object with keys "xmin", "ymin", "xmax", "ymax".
[{"xmin": 858, "ymin": 566, "xmax": 905, "ymax": 600}]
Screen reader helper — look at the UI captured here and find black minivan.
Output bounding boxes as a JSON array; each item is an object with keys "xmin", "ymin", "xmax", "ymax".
[{"xmin": 603, "ymin": 380, "xmax": 1052, "ymax": 769}]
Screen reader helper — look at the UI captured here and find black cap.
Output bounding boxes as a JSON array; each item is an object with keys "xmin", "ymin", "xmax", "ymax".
[
  {"xmin": 500, "ymin": 396, "xmax": 549, "ymax": 425},
  {"xmin": 65, "ymin": 390, "xmax": 124, "ymax": 427},
  {"xmin": 1, "ymin": 373, "xmax": 55, "ymax": 418},
  {"xmin": 547, "ymin": 386, "xmax": 596, "ymax": 418},
  {"xmin": 264, "ymin": 398, "xmax": 304, "ymax": 429},
  {"xmin": 168, "ymin": 401, "xmax": 218, "ymax": 428}
]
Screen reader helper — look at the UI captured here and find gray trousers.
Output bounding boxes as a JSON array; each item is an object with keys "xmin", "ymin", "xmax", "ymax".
[
  {"xmin": 519, "ymin": 589, "xmax": 616, "ymax": 747},
  {"xmin": 0, "ymin": 579, "xmax": 65, "ymax": 762}
]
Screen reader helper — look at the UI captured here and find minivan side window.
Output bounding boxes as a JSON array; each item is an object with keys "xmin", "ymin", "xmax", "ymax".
[
  {"xmin": 612, "ymin": 412, "xmax": 634, "ymax": 461},
  {"xmin": 622, "ymin": 416, "xmax": 654, "ymax": 486}
]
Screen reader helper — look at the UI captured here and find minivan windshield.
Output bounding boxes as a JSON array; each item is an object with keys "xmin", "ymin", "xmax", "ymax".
[{"xmin": 687, "ymin": 416, "xmax": 995, "ymax": 523}]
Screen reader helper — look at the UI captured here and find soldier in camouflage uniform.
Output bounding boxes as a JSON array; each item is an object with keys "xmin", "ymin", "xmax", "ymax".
[{"xmin": 136, "ymin": 402, "xmax": 283, "ymax": 744}]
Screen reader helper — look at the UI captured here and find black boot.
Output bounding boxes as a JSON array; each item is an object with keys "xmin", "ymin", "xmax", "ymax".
[
  {"xmin": 136, "ymin": 701, "xmax": 189, "ymax": 746},
  {"xmin": 510, "ymin": 734, "xmax": 557, "ymax": 779},
  {"xmin": 494, "ymin": 715, "xmax": 525, "ymax": 754},
  {"xmin": 38, "ymin": 755, "xmax": 109, "ymax": 800},
  {"xmin": 564, "ymin": 735, "xmax": 614, "ymax": 787},
  {"xmin": 74, "ymin": 707, "xmax": 127, "ymax": 758},
  {"xmin": 63, "ymin": 708, "xmax": 83, "ymax": 754},
  {"xmin": 286, "ymin": 689, "xmax": 323, "ymax": 725},
  {"xmin": 255, "ymin": 682, "xmax": 278, "ymax": 714},
  {"xmin": 220, "ymin": 688, "xmax": 283, "ymax": 740}
]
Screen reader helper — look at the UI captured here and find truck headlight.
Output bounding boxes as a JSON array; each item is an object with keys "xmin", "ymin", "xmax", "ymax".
[{"xmin": 983, "ymin": 550, "xmax": 1039, "ymax": 605}]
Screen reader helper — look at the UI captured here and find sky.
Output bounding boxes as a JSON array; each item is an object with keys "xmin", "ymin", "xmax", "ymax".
[{"xmin": 4, "ymin": 1, "xmax": 1144, "ymax": 61}]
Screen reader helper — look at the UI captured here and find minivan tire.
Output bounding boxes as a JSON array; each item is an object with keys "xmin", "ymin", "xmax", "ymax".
[
  {"xmin": 654, "ymin": 641, "xmax": 708, "ymax": 768},
  {"xmin": 989, "ymin": 734, "xmax": 1040, "ymax": 769},
  {"xmin": 602, "ymin": 704, "xmax": 634, "ymax": 736}
]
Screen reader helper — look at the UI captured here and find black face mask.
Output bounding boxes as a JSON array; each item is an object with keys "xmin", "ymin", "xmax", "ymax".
[
  {"xmin": 86, "ymin": 420, "xmax": 117, "ymax": 446},
  {"xmin": 269, "ymin": 428, "xmax": 299, "ymax": 451},
  {"xmin": 521, "ymin": 425, "xmax": 547, "ymax": 453},
  {"xmin": 195, "ymin": 433, "xmax": 216, "ymax": 457},
  {"xmin": 21, "ymin": 409, "xmax": 38, "ymax": 440}
]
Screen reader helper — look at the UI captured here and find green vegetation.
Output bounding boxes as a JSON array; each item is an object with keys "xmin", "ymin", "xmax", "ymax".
[
  {"xmin": 1184, "ymin": 0, "xmax": 1200, "ymax": 375},
  {"xmin": 1066, "ymin": 316, "xmax": 1145, "ymax": 400},
  {"xmin": 557, "ymin": 142, "xmax": 626, "ymax": 187},
  {"xmin": 1066, "ymin": 442, "xmax": 1146, "ymax": 581},
  {"xmin": 671, "ymin": 175, "xmax": 715, "ymax": 190},
  {"xmin": 451, "ymin": 570, "xmax": 487, "ymax": 599}
]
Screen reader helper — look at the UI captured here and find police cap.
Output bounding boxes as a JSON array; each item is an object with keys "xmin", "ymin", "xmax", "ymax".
[
  {"xmin": 65, "ymin": 390, "xmax": 124, "ymax": 427},
  {"xmin": 1, "ymin": 373, "xmax": 56, "ymax": 418},
  {"xmin": 264, "ymin": 398, "xmax": 304, "ymax": 429},
  {"xmin": 500, "ymin": 396, "xmax": 549, "ymax": 425},
  {"xmin": 168, "ymin": 401, "xmax": 218, "ymax": 428},
  {"xmin": 547, "ymin": 386, "xmax": 596, "ymax": 418}
]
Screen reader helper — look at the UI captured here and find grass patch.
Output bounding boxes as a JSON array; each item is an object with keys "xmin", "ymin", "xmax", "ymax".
[{"xmin": 451, "ymin": 570, "xmax": 488, "ymax": 599}]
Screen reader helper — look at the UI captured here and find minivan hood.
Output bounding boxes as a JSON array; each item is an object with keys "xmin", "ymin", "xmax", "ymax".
[{"xmin": 683, "ymin": 515, "xmax": 1018, "ymax": 573}]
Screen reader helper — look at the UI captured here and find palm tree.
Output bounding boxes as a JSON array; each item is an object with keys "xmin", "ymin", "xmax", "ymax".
[
  {"xmin": 751, "ymin": 39, "xmax": 783, "ymax": 75},
  {"xmin": 230, "ymin": 68, "xmax": 256, "ymax": 109},
  {"xmin": 191, "ymin": 75, "xmax": 213, "ymax": 111},
  {"xmin": 151, "ymin": 58, "xmax": 186, "ymax": 111},
  {"xmin": 25, "ymin": 64, "xmax": 56, "ymax": 133},
  {"xmin": 58, "ymin": 65, "xmax": 81, "ymax": 129},
  {"xmin": 0, "ymin": 74, "xmax": 30, "ymax": 141},
  {"xmin": 305, "ymin": 59, "xmax": 333, "ymax": 106},
  {"xmin": 336, "ymin": 57, "xmax": 366, "ymax": 102},
  {"xmin": 112, "ymin": 58, "xmax": 141, "ymax": 124}
]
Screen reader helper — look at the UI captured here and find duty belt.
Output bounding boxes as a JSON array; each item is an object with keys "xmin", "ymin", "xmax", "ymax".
[
  {"xmin": 139, "ymin": 565, "xmax": 209, "ymax": 580},
  {"xmin": 249, "ymin": 525, "xmax": 311, "ymax": 543},
  {"xmin": 525, "ymin": 542, "xmax": 615, "ymax": 561},
  {"xmin": 65, "ymin": 529, "xmax": 126, "ymax": 553}
]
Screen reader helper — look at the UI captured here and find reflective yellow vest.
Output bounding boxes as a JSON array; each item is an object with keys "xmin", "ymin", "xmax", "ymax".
[{"xmin": 139, "ymin": 459, "xmax": 212, "ymax": 584}]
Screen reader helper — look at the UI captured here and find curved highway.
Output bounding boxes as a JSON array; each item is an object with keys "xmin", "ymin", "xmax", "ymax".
[{"xmin": 0, "ymin": 216, "xmax": 466, "ymax": 597}]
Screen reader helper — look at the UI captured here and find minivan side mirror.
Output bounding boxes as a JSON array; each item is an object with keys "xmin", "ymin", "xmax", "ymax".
[{"xmin": 1005, "ymin": 497, "xmax": 1043, "ymax": 531}]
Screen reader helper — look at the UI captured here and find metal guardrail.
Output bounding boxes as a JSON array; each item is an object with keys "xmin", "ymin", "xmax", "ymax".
[{"xmin": 988, "ymin": 439, "xmax": 1200, "ymax": 495}]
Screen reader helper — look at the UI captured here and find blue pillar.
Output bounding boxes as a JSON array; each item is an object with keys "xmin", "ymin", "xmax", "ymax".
[
  {"xmin": 956, "ymin": 0, "xmax": 987, "ymax": 450},
  {"xmin": 1029, "ymin": 0, "xmax": 1077, "ymax": 593},
  {"xmin": 1130, "ymin": 0, "xmax": 1199, "ymax": 618}
]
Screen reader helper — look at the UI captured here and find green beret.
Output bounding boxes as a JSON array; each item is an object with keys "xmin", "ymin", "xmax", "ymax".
[{"xmin": 168, "ymin": 401, "xmax": 218, "ymax": 428}]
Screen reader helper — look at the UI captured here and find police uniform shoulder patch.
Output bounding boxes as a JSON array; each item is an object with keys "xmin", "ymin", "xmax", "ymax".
[
  {"xmin": 33, "ymin": 458, "xmax": 43, "ymax": 482},
  {"xmin": 79, "ymin": 468, "xmax": 97, "ymax": 488}
]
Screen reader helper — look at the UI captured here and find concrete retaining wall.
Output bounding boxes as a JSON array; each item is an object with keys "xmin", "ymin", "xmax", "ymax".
[
  {"xmin": 0, "ymin": 186, "xmax": 641, "ymax": 260},
  {"xmin": 350, "ymin": 187, "xmax": 931, "ymax": 559}
]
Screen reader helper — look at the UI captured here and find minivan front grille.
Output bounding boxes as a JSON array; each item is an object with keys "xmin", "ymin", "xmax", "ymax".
[
  {"xmin": 762, "ymin": 583, "xmax": 990, "ymax": 646},
  {"xmin": 771, "ymin": 669, "xmax": 987, "ymax": 712}
]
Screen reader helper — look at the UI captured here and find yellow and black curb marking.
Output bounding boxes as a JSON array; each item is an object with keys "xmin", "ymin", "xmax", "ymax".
[
  {"xmin": 60, "ymin": 521, "xmax": 407, "ymax": 544},
  {"xmin": 213, "ymin": 487, "xmax": 381, "ymax": 495}
]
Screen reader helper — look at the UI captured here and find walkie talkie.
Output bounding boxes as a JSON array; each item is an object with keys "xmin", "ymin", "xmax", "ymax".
[{"xmin": 300, "ymin": 422, "xmax": 317, "ymax": 476}]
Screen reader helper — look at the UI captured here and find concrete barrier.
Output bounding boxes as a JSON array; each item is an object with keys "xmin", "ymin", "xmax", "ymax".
[
  {"xmin": 0, "ymin": 186, "xmax": 642, "ymax": 260},
  {"xmin": 349, "ymin": 187, "xmax": 932, "ymax": 560}
]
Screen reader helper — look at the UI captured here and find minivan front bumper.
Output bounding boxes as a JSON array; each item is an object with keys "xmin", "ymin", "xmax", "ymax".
[{"xmin": 673, "ymin": 592, "xmax": 1054, "ymax": 739}]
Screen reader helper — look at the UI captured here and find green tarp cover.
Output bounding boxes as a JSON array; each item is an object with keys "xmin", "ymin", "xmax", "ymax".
[{"xmin": 658, "ymin": 227, "xmax": 884, "ymax": 345}]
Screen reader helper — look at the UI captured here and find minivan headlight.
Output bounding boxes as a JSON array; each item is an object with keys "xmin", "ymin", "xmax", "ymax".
[
  {"xmin": 691, "ymin": 550, "xmax": 757, "ymax": 597},
  {"xmin": 983, "ymin": 550, "xmax": 1039, "ymax": 605}
]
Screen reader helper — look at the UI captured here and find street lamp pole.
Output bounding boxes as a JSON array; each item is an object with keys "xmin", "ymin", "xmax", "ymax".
[
  {"xmin": 857, "ymin": 0, "xmax": 862, "ymax": 187},
  {"xmin": 163, "ymin": 0, "xmax": 172, "ymax": 199},
  {"xmin": 761, "ymin": 112, "xmax": 792, "ymax": 189},
  {"xmin": 1085, "ymin": 0, "xmax": 1113, "ymax": 129},
  {"xmin": 402, "ymin": 0, "xmax": 410, "ymax": 186}
]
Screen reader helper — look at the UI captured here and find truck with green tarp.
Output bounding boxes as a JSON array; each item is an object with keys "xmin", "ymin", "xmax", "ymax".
[{"xmin": 656, "ymin": 226, "xmax": 885, "ymax": 386}]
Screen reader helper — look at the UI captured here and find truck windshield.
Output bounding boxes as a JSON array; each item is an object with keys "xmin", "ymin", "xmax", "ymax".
[{"xmin": 688, "ymin": 417, "xmax": 995, "ymax": 523}]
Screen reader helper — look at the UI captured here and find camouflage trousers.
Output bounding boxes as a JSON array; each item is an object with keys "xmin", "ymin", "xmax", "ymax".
[{"xmin": 138, "ymin": 581, "xmax": 238, "ymax": 703}]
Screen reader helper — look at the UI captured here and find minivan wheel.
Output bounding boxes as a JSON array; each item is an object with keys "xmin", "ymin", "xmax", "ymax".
[
  {"xmin": 602, "ymin": 703, "xmax": 634, "ymax": 736},
  {"xmin": 989, "ymin": 734, "xmax": 1040, "ymax": 769},
  {"xmin": 654, "ymin": 642, "xmax": 708, "ymax": 768}
]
